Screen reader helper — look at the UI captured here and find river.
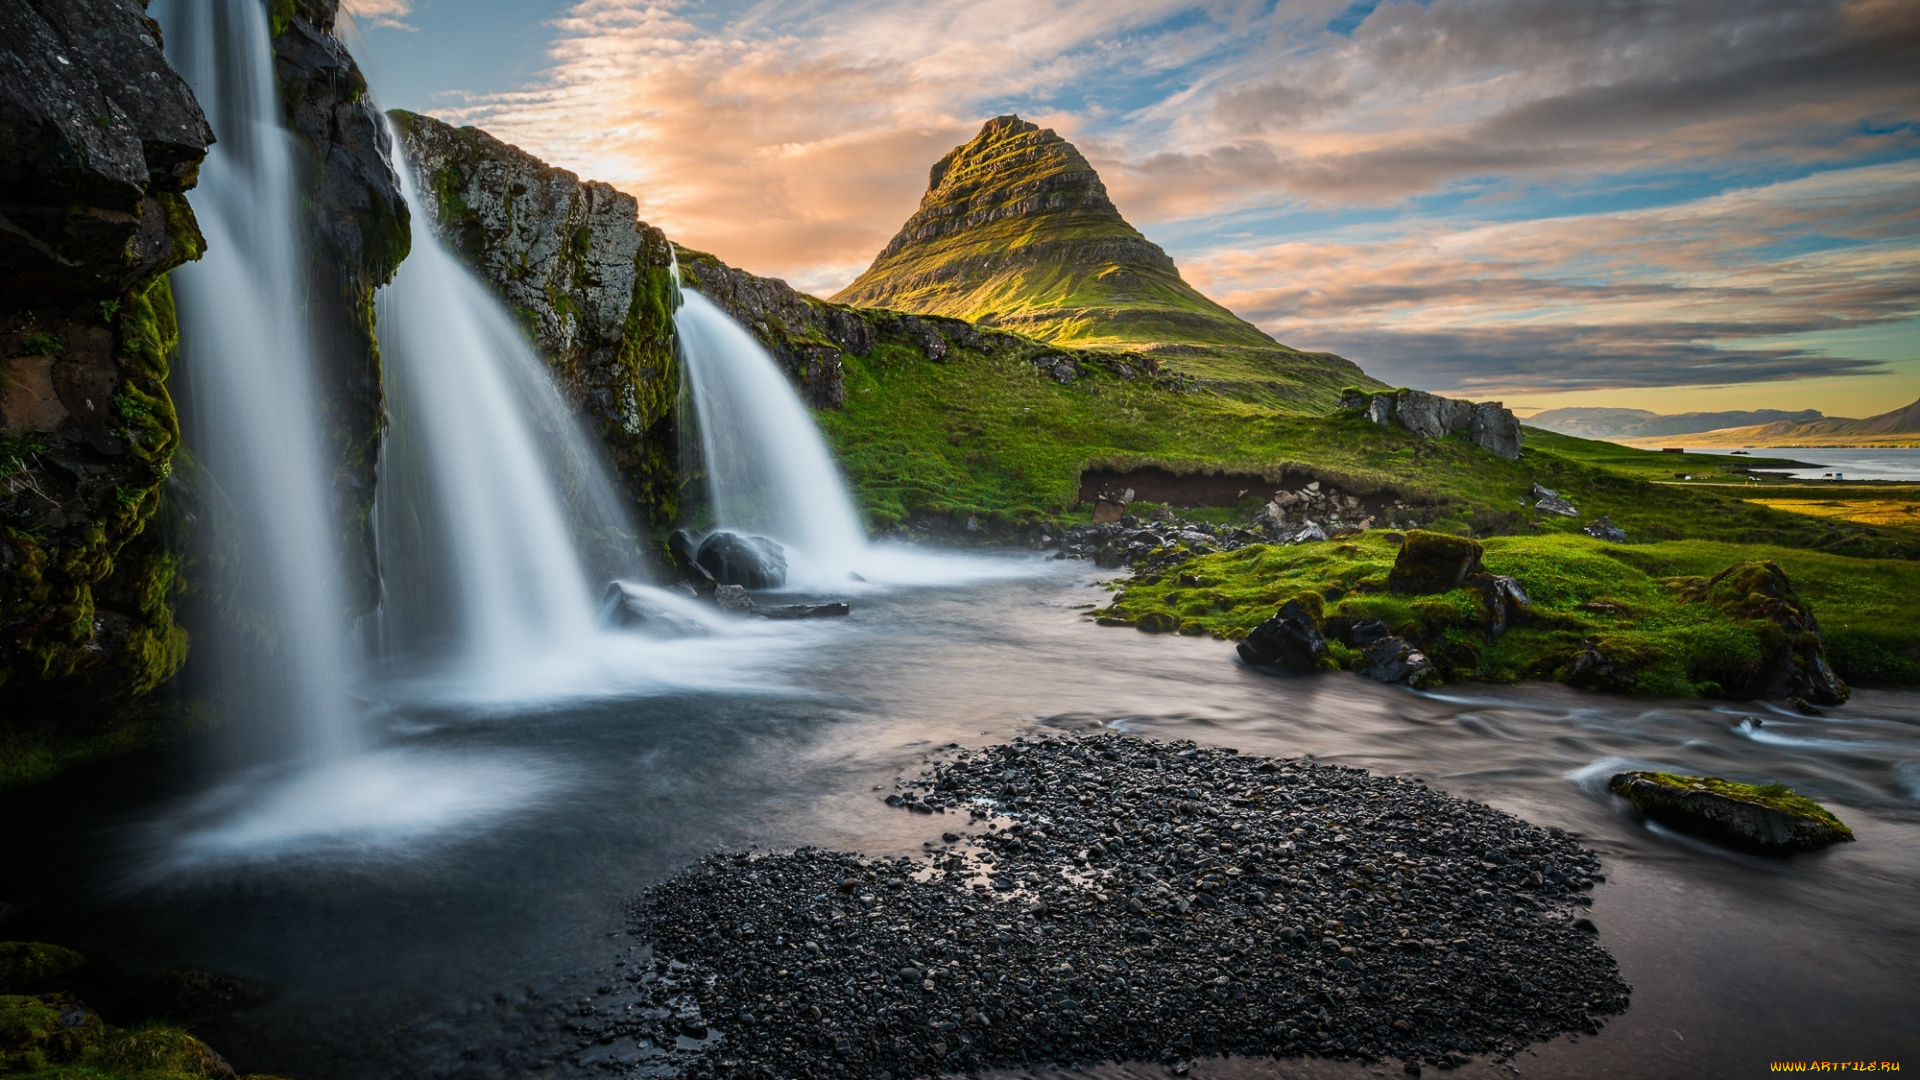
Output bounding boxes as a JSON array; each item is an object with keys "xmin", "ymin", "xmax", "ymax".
[{"xmin": 3, "ymin": 552, "xmax": 1916, "ymax": 1079}]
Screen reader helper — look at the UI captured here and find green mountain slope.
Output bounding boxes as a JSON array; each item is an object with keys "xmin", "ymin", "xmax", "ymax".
[{"xmin": 832, "ymin": 115, "xmax": 1376, "ymax": 409}]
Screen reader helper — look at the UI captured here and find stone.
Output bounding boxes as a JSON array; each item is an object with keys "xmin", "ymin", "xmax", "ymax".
[
  {"xmin": 1681, "ymin": 561, "xmax": 1850, "ymax": 705},
  {"xmin": 695, "ymin": 532, "xmax": 789, "ymax": 589},
  {"xmin": 1092, "ymin": 497, "xmax": 1126, "ymax": 524},
  {"xmin": 712, "ymin": 585, "xmax": 755, "ymax": 614},
  {"xmin": 1395, "ymin": 390, "xmax": 1452, "ymax": 439},
  {"xmin": 1236, "ymin": 600, "xmax": 1331, "ymax": 674},
  {"xmin": 1531, "ymin": 484, "xmax": 1579, "ymax": 517},
  {"xmin": 756, "ymin": 602, "xmax": 852, "ymax": 620},
  {"xmin": 1607, "ymin": 771, "xmax": 1854, "ymax": 852},
  {"xmin": 0, "ymin": 942, "xmax": 85, "ymax": 991},
  {"xmin": 1366, "ymin": 395, "xmax": 1396, "ymax": 426},
  {"xmin": 1470, "ymin": 401, "xmax": 1524, "ymax": 459},
  {"xmin": 1582, "ymin": 516, "xmax": 1628, "ymax": 543},
  {"xmin": 1473, "ymin": 573, "xmax": 1531, "ymax": 642},
  {"xmin": 601, "ymin": 581, "xmax": 710, "ymax": 637},
  {"xmin": 1356, "ymin": 636, "xmax": 1434, "ymax": 687},
  {"xmin": 1386, "ymin": 531, "xmax": 1485, "ymax": 594}
]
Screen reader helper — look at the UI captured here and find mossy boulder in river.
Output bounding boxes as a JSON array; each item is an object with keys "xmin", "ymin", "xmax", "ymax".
[{"xmin": 1608, "ymin": 771, "xmax": 1854, "ymax": 852}]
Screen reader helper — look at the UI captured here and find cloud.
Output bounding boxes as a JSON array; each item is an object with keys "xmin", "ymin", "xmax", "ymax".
[
  {"xmin": 426, "ymin": 0, "xmax": 1920, "ymax": 395},
  {"xmin": 340, "ymin": 0, "xmax": 415, "ymax": 32}
]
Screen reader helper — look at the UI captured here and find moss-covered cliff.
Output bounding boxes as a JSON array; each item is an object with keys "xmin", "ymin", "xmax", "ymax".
[
  {"xmin": 390, "ymin": 111, "xmax": 682, "ymax": 527},
  {"xmin": 832, "ymin": 116, "xmax": 1380, "ymax": 409},
  {"xmin": 0, "ymin": 0, "xmax": 212, "ymax": 726}
]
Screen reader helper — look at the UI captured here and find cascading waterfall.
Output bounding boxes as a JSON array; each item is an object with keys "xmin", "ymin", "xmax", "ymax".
[
  {"xmin": 674, "ymin": 270, "xmax": 869, "ymax": 586},
  {"xmin": 372, "ymin": 122, "xmax": 641, "ymax": 684},
  {"xmin": 161, "ymin": 0, "xmax": 360, "ymax": 763}
]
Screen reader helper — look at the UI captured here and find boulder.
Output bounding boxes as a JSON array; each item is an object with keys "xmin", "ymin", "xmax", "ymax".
[
  {"xmin": 1582, "ymin": 516, "xmax": 1628, "ymax": 543},
  {"xmin": 1681, "ymin": 561, "xmax": 1850, "ymax": 705},
  {"xmin": 1092, "ymin": 496, "xmax": 1126, "ymax": 524},
  {"xmin": 1473, "ymin": 573, "xmax": 1531, "ymax": 641},
  {"xmin": 1607, "ymin": 771, "xmax": 1853, "ymax": 852},
  {"xmin": 1386, "ymin": 531, "xmax": 1484, "ymax": 594},
  {"xmin": 1236, "ymin": 600, "xmax": 1331, "ymax": 674},
  {"xmin": 1470, "ymin": 401, "xmax": 1523, "ymax": 459},
  {"xmin": 600, "ymin": 581, "xmax": 710, "ymax": 637},
  {"xmin": 712, "ymin": 584, "xmax": 756, "ymax": 613},
  {"xmin": 1564, "ymin": 640, "xmax": 1636, "ymax": 693},
  {"xmin": 1366, "ymin": 394, "xmax": 1396, "ymax": 425},
  {"xmin": 695, "ymin": 532, "xmax": 789, "ymax": 589},
  {"xmin": 1531, "ymin": 483, "xmax": 1579, "ymax": 517},
  {"xmin": 1356, "ymin": 635, "xmax": 1434, "ymax": 687},
  {"xmin": 1395, "ymin": 390, "xmax": 1451, "ymax": 438}
]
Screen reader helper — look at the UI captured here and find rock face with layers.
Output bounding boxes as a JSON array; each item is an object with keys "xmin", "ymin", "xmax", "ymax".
[
  {"xmin": 834, "ymin": 115, "xmax": 1375, "ymax": 408},
  {"xmin": 272, "ymin": 0, "xmax": 411, "ymax": 611},
  {"xmin": 1, "ymin": 0, "xmax": 212, "ymax": 716}
]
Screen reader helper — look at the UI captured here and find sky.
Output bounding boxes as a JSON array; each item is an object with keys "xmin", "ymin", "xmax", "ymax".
[{"xmin": 343, "ymin": 0, "xmax": 1920, "ymax": 418}]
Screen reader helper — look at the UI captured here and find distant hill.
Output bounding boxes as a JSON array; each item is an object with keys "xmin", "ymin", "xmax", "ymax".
[
  {"xmin": 1528, "ymin": 406, "xmax": 1824, "ymax": 440},
  {"xmin": 1619, "ymin": 395, "xmax": 1920, "ymax": 447},
  {"xmin": 831, "ymin": 115, "xmax": 1376, "ymax": 409}
]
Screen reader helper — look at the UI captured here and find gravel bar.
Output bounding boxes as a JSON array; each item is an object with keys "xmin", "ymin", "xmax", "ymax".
[{"xmin": 594, "ymin": 733, "xmax": 1629, "ymax": 1078}]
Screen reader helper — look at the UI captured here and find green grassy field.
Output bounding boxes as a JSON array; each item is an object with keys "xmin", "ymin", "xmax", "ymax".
[
  {"xmin": 1097, "ymin": 533, "xmax": 1920, "ymax": 691},
  {"xmin": 821, "ymin": 342, "xmax": 1917, "ymax": 560}
]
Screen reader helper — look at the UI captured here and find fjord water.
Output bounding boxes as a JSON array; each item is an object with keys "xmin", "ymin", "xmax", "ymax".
[
  {"xmin": 372, "ymin": 122, "xmax": 641, "ymax": 688},
  {"xmin": 3, "ymin": 559, "xmax": 1914, "ymax": 1076},
  {"xmin": 161, "ymin": 0, "xmax": 360, "ymax": 763},
  {"xmin": 675, "ymin": 289, "xmax": 870, "ymax": 585}
]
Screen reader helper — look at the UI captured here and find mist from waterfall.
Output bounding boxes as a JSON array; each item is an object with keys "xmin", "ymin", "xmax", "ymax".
[
  {"xmin": 674, "ymin": 285, "xmax": 869, "ymax": 586},
  {"xmin": 161, "ymin": 0, "xmax": 360, "ymax": 764},
  {"xmin": 371, "ymin": 122, "xmax": 642, "ymax": 688}
]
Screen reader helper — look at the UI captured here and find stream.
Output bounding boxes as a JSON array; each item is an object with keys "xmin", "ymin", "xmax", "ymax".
[{"xmin": 4, "ymin": 552, "xmax": 1917, "ymax": 1078}]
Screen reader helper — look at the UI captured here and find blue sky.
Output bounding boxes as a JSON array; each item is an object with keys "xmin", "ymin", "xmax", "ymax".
[{"xmin": 345, "ymin": 0, "xmax": 1920, "ymax": 418}]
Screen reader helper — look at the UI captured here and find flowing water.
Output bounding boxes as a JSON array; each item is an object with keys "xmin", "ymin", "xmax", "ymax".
[
  {"xmin": 372, "ymin": 122, "xmax": 642, "ymax": 691},
  {"xmin": 4, "ymin": 558, "xmax": 1915, "ymax": 1077},
  {"xmin": 160, "ymin": 0, "xmax": 361, "ymax": 764},
  {"xmin": 675, "ymin": 288, "xmax": 870, "ymax": 587}
]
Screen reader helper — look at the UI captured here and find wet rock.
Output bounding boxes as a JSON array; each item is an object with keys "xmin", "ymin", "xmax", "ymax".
[
  {"xmin": 712, "ymin": 585, "xmax": 755, "ymax": 614},
  {"xmin": 1564, "ymin": 641, "xmax": 1635, "ymax": 693},
  {"xmin": 695, "ymin": 532, "xmax": 789, "ymax": 589},
  {"xmin": 1386, "ymin": 531, "xmax": 1484, "ymax": 594},
  {"xmin": 1582, "ymin": 516, "xmax": 1628, "ymax": 543},
  {"xmin": 1236, "ymin": 600, "xmax": 1331, "ymax": 674},
  {"xmin": 756, "ymin": 602, "xmax": 851, "ymax": 620},
  {"xmin": 1608, "ymin": 771, "xmax": 1854, "ymax": 852},
  {"xmin": 1357, "ymin": 636, "xmax": 1434, "ymax": 687},
  {"xmin": 618, "ymin": 735, "xmax": 1628, "ymax": 1079},
  {"xmin": 1531, "ymin": 484, "xmax": 1579, "ymax": 518},
  {"xmin": 602, "ymin": 582, "xmax": 710, "ymax": 637}
]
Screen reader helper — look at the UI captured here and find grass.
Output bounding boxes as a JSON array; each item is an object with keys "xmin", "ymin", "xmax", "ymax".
[
  {"xmin": 820, "ymin": 341, "xmax": 1918, "ymax": 561},
  {"xmin": 1747, "ymin": 490, "xmax": 1920, "ymax": 537},
  {"xmin": 0, "ymin": 701, "xmax": 213, "ymax": 794},
  {"xmin": 1096, "ymin": 533, "xmax": 1920, "ymax": 691}
]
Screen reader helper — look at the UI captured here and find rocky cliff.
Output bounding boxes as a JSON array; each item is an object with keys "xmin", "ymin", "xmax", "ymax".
[
  {"xmin": 272, "ymin": 0, "xmax": 409, "ymax": 611},
  {"xmin": 832, "ymin": 116, "xmax": 1378, "ymax": 408},
  {"xmin": 389, "ymin": 110, "xmax": 681, "ymax": 526},
  {"xmin": 1, "ymin": 0, "xmax": 212, "ymax": 716}
]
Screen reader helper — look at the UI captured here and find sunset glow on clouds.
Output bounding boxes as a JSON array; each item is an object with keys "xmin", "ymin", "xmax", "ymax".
[{"xmin": 356, "ymin": 0, "xmax": 1920, "ymax": 415}]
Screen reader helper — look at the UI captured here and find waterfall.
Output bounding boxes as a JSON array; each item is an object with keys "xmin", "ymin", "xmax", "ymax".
[
  {"xmin": 674, "ymin": 280, "xmax": 869, "ymax": 586},
  {"xmin": 161, "ymin": 0, "xmax": 361, "ymax": 763},
  {"xmin": 371, "ymin": 123, "xmax": 640, "ymax": 685}
]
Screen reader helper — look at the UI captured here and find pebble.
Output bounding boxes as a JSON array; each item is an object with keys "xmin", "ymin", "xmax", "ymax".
[{"xmin": 600, "ymin": 733, "xmax": 1629, "ymax": 1078}]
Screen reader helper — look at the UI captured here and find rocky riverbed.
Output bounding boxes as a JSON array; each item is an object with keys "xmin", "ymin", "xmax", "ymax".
[{"xmin": 576, "ymin": 735, "xmax": 1628, "ymax": 1078}]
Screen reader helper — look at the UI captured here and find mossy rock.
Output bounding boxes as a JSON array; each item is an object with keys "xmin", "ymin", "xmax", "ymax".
[
  {"xmin": 1386, "ymin": 530, "xmax": 1484, "ymax": 594},
  {"xmin": 0, "ymin": 943, "xmax": 84, "ymax": 992},
  {"xmin": 1, "ymin": 991, "xmax": 278, "ymax": 1079},
  {"xmin": 1608, "ymin": 771, "xmax": 1854, "ymax": 852}
]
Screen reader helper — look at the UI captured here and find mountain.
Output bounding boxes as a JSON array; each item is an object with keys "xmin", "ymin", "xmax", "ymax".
[
  {"xmin": 1529, "ymin": 406, "xmax": 1824, "ymax": 440},
  {"xmin": 1619, "ymin": 395, "xmax": 1920, "ymax": 447},
  {"xmin": 832, "ymin": 115, "xmax": 1374, "ymax": 408}
]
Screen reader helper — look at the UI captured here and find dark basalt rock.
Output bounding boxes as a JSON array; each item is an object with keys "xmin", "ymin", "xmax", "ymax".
[
  {"xmin": 1236, "ymin": 599, "xmax": 1330, "ymax": 674},
  {"xmin": 695, "ymin": 532, "xmax": 788, "ymax": 590},
  {"xmin": 1357, "ymin": 635, "xmax": 1435, "ymax": 688},
  {"xmin": 1, "ymin": 0, "xmax": 211, "ymax": 718},
  {"xmin": 1583, "ymin": 515, "xmax": 1628, "ymax": 543},
  {"xmin": 605, "ymin": 735, "xmax": 1628, "ymax": 1079},
  {"xmin": 1531, "ymin": 483, "xmax": 1579, "ymax": 518},
  {"xmin": 1386, "ymin": 530, "xmax": 1484, "ymax": 594},
  {"xmin": 756, "ymin": 601, "xmax": 851, "ymax": 620},
  {"xmin": 1608, "ymin": 771, "xmax": 1853, "ymax": 852}
]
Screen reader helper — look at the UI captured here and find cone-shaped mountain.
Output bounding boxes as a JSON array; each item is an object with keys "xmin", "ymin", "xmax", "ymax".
[{"xmin": 834, "ymin": 116, "xmax": 1278, "ymax": 350}]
